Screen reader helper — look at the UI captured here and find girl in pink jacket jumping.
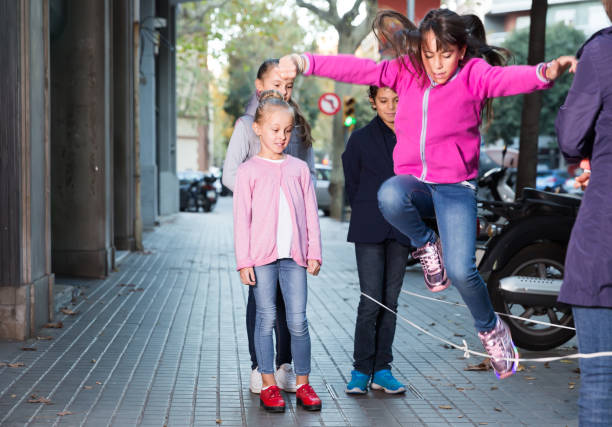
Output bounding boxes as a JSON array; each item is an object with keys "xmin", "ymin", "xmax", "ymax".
[
  {"xmin": 279, "ymin": 9, "xmax": 576, "ymax": 380},
  {"xmin": 233, "ymin": 90, "xmax": 322, "ymax": 412}
]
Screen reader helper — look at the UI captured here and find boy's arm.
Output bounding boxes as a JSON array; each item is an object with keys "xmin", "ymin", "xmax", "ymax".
[
  {"xmin": 223, "ymin": 118, "xmax": 250, "ymax": 192},
  {"xmin": 341, "ymin": 134, "xmax": 361, "ymax": 206}
]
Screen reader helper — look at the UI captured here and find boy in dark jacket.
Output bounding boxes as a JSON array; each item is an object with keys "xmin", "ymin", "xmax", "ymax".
[{"xmin": 342, "ymin": 86, "xmax": 412, "ymax": 394}]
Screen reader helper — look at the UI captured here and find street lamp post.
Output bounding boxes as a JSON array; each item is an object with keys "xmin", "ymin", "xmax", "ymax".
[{"xmin": 406, "ymin": 0, "xmax": 415, "ymax": 21}]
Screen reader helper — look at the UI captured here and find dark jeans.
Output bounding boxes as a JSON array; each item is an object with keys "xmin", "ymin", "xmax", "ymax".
[
  {"xmin": 573, "ymin": 306, "xmax": 612, "ymax": 426},
  {"xmin": 247, "ymin": 281, "xmax": 292, "ymax": 370},
  {"xmin": 353, "ymin": 240, "xmax": 410, "ymax": 375}
]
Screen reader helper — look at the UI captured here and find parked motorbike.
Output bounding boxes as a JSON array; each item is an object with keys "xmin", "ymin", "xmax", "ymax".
[
  {"xmin": 181, "ymin": 174, "xmax": 218, "ymax": 213},
  {"xmin": 200, "ymin": 175, "xmax": 218, "ymax": 212},
  {"xmin": 477, "ymin": 188, "xmax": 581, "ymax": 350}
]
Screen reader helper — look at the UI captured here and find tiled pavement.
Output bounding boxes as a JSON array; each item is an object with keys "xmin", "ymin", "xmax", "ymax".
[{"xmin": 0, "ymin": 197, "xmax": 580, "ymax": 426}]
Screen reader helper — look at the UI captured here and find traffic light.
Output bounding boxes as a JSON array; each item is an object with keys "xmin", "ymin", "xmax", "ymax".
[{"xmin": 343, "ymin": 96, "xmax": 356, "ymax": 129}]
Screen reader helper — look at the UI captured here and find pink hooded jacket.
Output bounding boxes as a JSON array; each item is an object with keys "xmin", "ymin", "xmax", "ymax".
[
  {"xmin": 233, "ymin": 155, "xmax": 322, "ymax": 271},
  {"xmin": 303, "ymin": 53, "xmax": 552, "ymax": 183}
]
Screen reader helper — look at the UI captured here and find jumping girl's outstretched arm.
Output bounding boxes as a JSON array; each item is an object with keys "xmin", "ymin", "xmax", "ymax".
[
  {"xmin": 465, "ymin": 55, "xmax": 577, "ymax": 100},
  {"xmin": 279, "ymin": 54, "xmax": 410, "ymax": 93}
]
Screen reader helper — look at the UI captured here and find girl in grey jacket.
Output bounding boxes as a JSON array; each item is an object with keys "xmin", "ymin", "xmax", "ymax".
[{"xmin": 222, "ymin": 60, "xmax": 315, "ymax": 191}]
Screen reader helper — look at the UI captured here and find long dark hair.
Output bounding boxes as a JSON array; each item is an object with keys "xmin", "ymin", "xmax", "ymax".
[
  {"xmin": 418, "ymin": 9, "xmax": 511, "ymax": 125},
  {"xmin": 372, "ymin": 10, "xmax": 420, "ymax": 74},
  {"xmin": 256, "ymin": 59, "xmax": 313, "ymax": 148}
]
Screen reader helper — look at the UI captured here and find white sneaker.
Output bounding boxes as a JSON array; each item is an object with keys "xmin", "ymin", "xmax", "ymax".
[
  {"xmin": 275, "ymin": 363, "xmax": 297, "ymax": 393},
  {"xmin": 250, "ymin": 368, "xmax": 262, "ymax": 394}
]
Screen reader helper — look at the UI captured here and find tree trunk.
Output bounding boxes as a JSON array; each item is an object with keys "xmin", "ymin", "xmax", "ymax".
[
  {"xmin": 329, "ymin": 32, "xmax": 364, "ymax": 219},
  {"xmin": 516, "ymin": 0, "xmax": 547, "ymax": 197}
]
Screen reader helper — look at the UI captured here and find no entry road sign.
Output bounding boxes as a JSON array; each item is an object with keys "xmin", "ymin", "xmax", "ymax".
[{"xmin": 318, "ymin": 93, "xmax": 341, "ymax": 116}]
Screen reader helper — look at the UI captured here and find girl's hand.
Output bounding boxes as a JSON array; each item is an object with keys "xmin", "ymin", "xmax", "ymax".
[
  {"xmin": 546, "ymin": 56, "xmax": 578, "ymax": 80},
  {"xmin": 239, "ymin": 267, "xmax": 256, "ymax": 286},
  {"xmin": 307, "ymin": 259, "xmax": 321, "ymax": 276},
  {"xmin": 574, "ymin": 158, "xmax": 591, "ymax": 190},
  {"xmin": 279, "ymin": 55, "xmax": 299, "ymax": 80}
]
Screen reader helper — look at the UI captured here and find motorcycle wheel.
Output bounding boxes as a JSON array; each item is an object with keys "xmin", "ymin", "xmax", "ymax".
[
  {"xmin": 187, "ymin": 196, "xmax": 197, "ymax": 212},
  {"xmin": 487, "ymin": 242, "xmax": 575, "ymax": 351}
]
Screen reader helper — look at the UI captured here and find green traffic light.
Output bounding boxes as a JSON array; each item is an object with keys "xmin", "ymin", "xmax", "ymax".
[{"xmin": 344, "ymin": 116, "xmax": 356, "ymax": 127}]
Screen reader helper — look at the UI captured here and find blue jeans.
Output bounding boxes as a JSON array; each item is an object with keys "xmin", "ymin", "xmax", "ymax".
[
  {"xmin": 246, "ymin": 285, "xmax": 292, "ymax": 370},
  {"xmin": 252, "ymin": 259, "xmax": 311, "ymax": 375},
  {"xmin": 572, "ymin": 306, "xmax": 612, "ymax": 426},
  {"xmin": 378, "ymin": 175, "xmax": 496, "ymax": 332},
  {"xmin": 353, "ymin": 240, "xmax": 411, "ymax": 375}
]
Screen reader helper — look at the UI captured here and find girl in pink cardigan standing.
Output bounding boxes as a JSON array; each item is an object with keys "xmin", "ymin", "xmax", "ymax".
[
  {"xmin": 233, "ymin": 91, "xmax": 322, "ymax": 413},
  {"xmin": 279, "ymin": 9, "xmax": 576, "ymax": 380}
]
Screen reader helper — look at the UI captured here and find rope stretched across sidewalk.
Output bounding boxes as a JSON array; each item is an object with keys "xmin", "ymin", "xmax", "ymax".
[
  {"xmin": 361, "ymin": 291, "xmax": 612, "ymax": 363},
  {"xmin": 401, "ymin": 289, "xmax": 576, "ymax": 331}
]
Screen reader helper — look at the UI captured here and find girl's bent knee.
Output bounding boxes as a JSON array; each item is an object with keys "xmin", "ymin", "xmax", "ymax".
[{"xmin": 377, "ymin": 178, "xmax": 403, "ymax": 216}]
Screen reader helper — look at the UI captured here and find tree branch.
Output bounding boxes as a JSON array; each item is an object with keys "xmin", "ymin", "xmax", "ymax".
[
  {"xmin": 327, "ymin": 0, "xmax": 339, "ymax": 21},
  {"xmin": 350, "ymin": 0, "xmax": 376, "ymax": 46},
  {"xmin": 184, "ymin": 0, "xmax": 230, "ymax": 19},
  {"xmin": 341, "ymin": 0, "xmax": 364, "ymax": 26},
  {"xmin": 296, "ymin": 0, "xmax": 340, "ymax": 26}
]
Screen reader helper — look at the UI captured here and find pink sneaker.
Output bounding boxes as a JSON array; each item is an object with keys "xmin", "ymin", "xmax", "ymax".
[
  {"xmin": 411, "ymin": 238, "xmax": 450, "ymax": 292},
  {"xmin": 478, "ymin": 316, "xmax": 519, "ymax": 379}
]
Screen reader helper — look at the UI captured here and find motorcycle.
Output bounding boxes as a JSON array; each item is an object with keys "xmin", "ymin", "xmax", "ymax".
[
  {"xmin": 181, "ymin": 174, "xmax": 218, "ymax": 213},
  {"xmin": 477, "ymin": 188, "xmax": 581, "ymax": 350},
  {"xmin": 199, "ymin": 174, "xmax": 218, "ymax": 212}
]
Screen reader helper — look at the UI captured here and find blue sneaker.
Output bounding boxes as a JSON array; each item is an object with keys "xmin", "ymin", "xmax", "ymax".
[
  {"xmin": 371, "ymin": 369, "xmax": 406, "ymax": 394},
  {"xmin": 345, "ymin": 370, "xmax": 369, "ymax": 394}
]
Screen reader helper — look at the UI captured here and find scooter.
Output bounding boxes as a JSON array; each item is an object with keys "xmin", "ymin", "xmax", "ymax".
[
  {"xmin": 200, "ymin": 174, "xmax": 218, "ymax": 213},
  {"xmin": 477, "ymin": 188, "xmax": 581, "ymax": 350}
]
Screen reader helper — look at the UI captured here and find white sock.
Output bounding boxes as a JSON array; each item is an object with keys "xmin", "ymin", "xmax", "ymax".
[
  {"xmin": 296, "ymin": 383, "xmax": 307, "ymax": 390},
  {"xmin": 261, "ymin": 385, "xmax": 273, "ymax": 391}
]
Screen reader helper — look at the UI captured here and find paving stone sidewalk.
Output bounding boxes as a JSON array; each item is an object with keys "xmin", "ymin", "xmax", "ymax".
[{"xmin": 0, "ymin": 197, "xmax": 579, "ymax": 426}]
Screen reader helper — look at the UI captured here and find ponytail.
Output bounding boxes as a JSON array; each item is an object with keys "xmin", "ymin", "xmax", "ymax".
[
  {"xmin": 460, "ymin": 13, "xmax": 512, "ymax": 127},
  {"xmin": 372, "ymin": 10, "xmax": 420, "ymax": 74},
  {"xmin": 254, "ymin": 90, "xmax": 294, "ymax": 125}
]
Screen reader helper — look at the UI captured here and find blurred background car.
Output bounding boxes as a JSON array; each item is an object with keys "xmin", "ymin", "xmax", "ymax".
[
  {"xmin": 536, "ymin": 167, "xmax": 570, "ymax": 193},
  {"xmin": 315, "ymin": 164, "xmax": 331, "ymax": 216}
]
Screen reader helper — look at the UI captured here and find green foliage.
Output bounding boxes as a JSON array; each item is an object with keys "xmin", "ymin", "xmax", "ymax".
[
  {"xmin": 483, "ymin": 23, "xmax": 586, "ymax": 145},
  {"xmin": 176, "ymin": 0, "xmax": 326, "ymax": 165},
  {"xmin": 353, "ymin": 88, "xmax": 376, "ymax": 130},
  {"xmin": 222, "ymin": 9, "xmax": 323, "ymax": 130}
]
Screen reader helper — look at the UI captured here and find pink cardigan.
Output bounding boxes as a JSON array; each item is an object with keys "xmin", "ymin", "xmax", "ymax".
[
  {"xmin": 233, "ymin": 155, "xmax": 322, "ymax": 271},
  {"xmin": 303, "ymin": 53, "xmax": 552, "ymax": 183}
]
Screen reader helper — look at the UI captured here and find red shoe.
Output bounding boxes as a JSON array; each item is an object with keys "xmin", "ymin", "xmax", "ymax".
[
  {"xmin": 260, "ymin": 385, "xmax": 285, "ymax": 412},
  {"xmin": 296, "ymin": 384, "xmax": 322, "ymax": 411}
]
